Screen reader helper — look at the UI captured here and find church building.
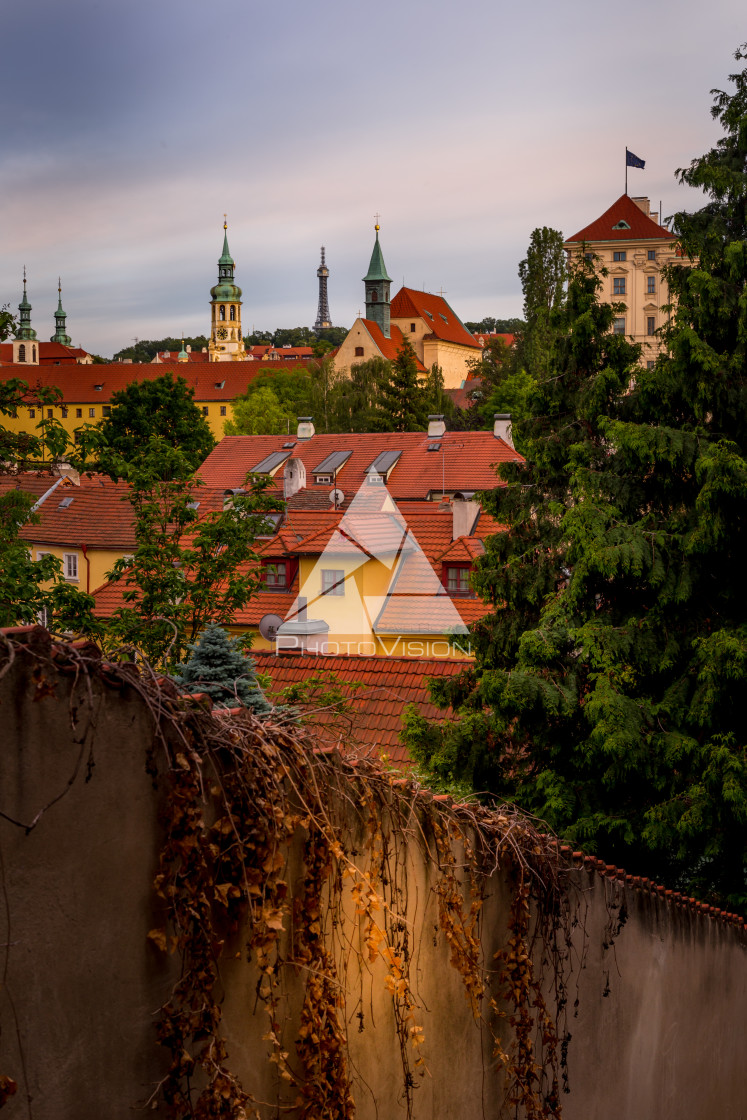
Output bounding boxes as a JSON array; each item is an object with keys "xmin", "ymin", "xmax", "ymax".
[
  {"xmin": 334, "ymin": 225, "xmax": 480, "ymax": 389},
  {"xmin": 0, "ymin": 272, "xmax": 92, "ymax": 366}
]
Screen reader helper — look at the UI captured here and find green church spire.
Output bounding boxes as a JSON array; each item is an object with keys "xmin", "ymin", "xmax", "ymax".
[
  {"xmin": 16, "ymin": 267, "xmax": 37, "ymax": 341},
  {"xmin": 363, "ymin": 220, "xmax": 392, "ymax": 338},
  {"xmin": 50, "ymin": 277, "xmax": 72, "ymax": 346}
]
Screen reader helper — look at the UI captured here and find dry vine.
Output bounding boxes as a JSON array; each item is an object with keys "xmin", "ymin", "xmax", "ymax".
[{"xmin": 0, "ymin": 628, "xmax": 575, "ymax": 1119}]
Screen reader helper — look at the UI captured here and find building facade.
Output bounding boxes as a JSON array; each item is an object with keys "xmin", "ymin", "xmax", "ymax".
[{"xmin": 564, "ymin": 194, "xmax": 679, "ymax": 365}]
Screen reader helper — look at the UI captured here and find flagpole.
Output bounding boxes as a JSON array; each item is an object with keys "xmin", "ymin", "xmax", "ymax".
[{"xmin": 625, "ymin": 147, "xmax": 628, "ymax": 195}]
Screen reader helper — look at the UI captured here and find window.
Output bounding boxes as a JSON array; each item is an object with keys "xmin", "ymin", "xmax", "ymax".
[
  {"xmin": 219, "ymin": 305, "xmax": 226, "ymax": 320},
  {"xmin": 32, "ymin": 346, "xmax": 36, "ymax": 362},
  {"xmin": 647, "ymin": 317, "xmax": 656, "ymax": 336},
  {"xmin": 28, "ymin": 408, "xmax": 35, "ymax": 418},
  {"xmin": 613, "ymin": 318, "xmax": 626, "ymax": 335},
  {"xmin": 354, "ymin": 346, "xmax": 364, "ymax": 357},
  {"xmin": 613, "ymin": 277, "xmax": 626, "ymax": 295},
  {"xmin": 584, "ymin": 252, "xmax": 593, "ymax": 262},
  {"xmin": 220, "ymin": 405, "xmax": 226, "ymax": 416},
  {"xmin": 47, "ymin": 409, "xmax": 53, "ymax": 419},
  {"xmin": 103, "ymin": 405, "xmax": 111, "ymax": 417},
  {"xmin": 76, "ymin": 408, "xmax": 82, "ymax": 418},
  {"xmin": 647, "ymin": 276, "xmax": 656, "ymax": 294},
  {"xmin": 646, "ymin": 361, "xmax": 655, "ymax": 369},
  {"xmin": 410, "ymin": 322, "xmax": 416, "ymax": 332},
  {"xmin": 37, "ymin": 550, "xmax": 50, "ymax": 561},
  {"xmin": 321, "ymin": 569, "xmax": 345, "ymax": 596},
  {"xmin": 648, "ymin": 249, "xmax": 657, "ymax": 261},
  {"xmin": 265, "ymin": 562, "xmax": 287, "ymax": 589},
  {"xmin": 613, "ymin": 251, "xmax": 627, "ymax": 262},
  {"xmin": 89, "ymin": 407, "xmax": 96, "ymax": 418},
  {"xmin": 229, "ymin": 305, "xmax": 236, "ymax": 321},
  {"xmin": 315, "ymin": 474, "xmax": 332, "ymax": 485},
  {"xmin": 371, "ymin": 289, "xmax": 378, "ymax": 303},
  {"xmin": 202, "ymin": 406, "xmax": 209, "ymax": 416},
  {"xmin": 61, "ymin": 407, "xmax": 68, "ymax": 418},
  {"xmin": 18, "ymin": 343, "xmax": 26, "ymax": 362},
  {"xmin": 63, "ymin": 552, "xmax": 78, "ymax": 581},
  {"xmin": 446, "ymin": 566, "xmax": 470, "ymax": 595}
]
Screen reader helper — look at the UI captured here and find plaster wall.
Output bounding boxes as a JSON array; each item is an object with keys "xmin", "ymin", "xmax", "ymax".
[{"xmin": 1, "ymin": 637, "xmax": 746, "ymax": 1119}]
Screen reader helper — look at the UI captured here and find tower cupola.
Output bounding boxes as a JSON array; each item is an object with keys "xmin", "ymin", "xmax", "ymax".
[
  {"xmin": 13, "ymin": 268, "xmax": 39, "ymax": 364},
  {"xmin": 50, "ymin": 278, "xmax": 73, "ymax": 346},
  {"xmin": 208, "ymin": 218, "xmax": 246, "ymax": 362},
  {"xmin": 363, "ymin": 220, "xmax": 392, "ymax": 338}
]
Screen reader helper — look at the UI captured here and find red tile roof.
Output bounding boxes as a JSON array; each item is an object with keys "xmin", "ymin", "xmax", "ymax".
[
  {"xmin": 249, "ymin": 345, "xmax": 315, "ymax": 360},
  {"xmin": 198, "ymin": 430, "xmax": 522, "ymax": 501},
  {"xmin": 474, "ymin": 332, "xmax": 515, "ymax": 348},
  {"xmin": 565, "ymin": 194, "xmax": 676, "ymax": 244},
  {"xmin": 391, "ymin": 288, "xmax": 480, "ymax": 350},
  {"xmin": 0, "ymin": 363, "xmax": 266, "ymax": 403},
  {"xmin": 256, "ymin": 652, "xmax": 471, "ymax": 763}
]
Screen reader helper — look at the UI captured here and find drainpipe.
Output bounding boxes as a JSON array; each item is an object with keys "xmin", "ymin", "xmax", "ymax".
[{"xmin": 80, "ymin": 543, "xmax": 91, "ymax": 593}]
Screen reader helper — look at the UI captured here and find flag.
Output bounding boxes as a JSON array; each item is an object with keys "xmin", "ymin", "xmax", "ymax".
[{"xmin": 626, "ymin": 149, "xmax": 645, "ymax": 169}]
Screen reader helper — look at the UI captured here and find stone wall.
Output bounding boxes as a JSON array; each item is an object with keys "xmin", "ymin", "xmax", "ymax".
[{"xmin": 1, "ymin": 627, "xmax": 745, "ymax": 1119}]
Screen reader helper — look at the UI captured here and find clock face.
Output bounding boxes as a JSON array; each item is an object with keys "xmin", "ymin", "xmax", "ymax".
[{"xmin": 216, "ymin": 327, "xmax": 228, "ymax": 340}]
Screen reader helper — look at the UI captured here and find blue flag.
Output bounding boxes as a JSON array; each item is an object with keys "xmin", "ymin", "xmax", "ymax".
[{"xmin": 626, "ymin": 149, "xmax": 645, "ymax": 169}]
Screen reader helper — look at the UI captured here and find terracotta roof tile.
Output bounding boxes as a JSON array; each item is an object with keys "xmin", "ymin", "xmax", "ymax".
[
  {"xmin": 0, "ymin": 363, "xmax": 266, "ymax": 403},
  {"xmin": 256, "ymin": 652, "xmax": 472, "ymax": 763},
  {"xmin": 390, "ymin": 288, "xmax": 480, "ymax": 350},
  {"xmin": 359, "ymin": 321, "xmax": 426, "ymax": 370},
  {"xmin": 565, "ymin": 194, "xmax": 676, "ymax": 244}
]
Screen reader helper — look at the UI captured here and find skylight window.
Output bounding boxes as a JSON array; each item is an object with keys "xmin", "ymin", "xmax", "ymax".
[
  {"xmin": 58, "ymin": 496, "xmax": 74, "ymax": 509},
  {"xmin": 439, "ymin": 314, "xmax": 449, "ymax": 323},
  {"xmin": 427, "ymin": 442, "xmax": 441, "ymax": 452},
  {"xmin": 425, "ymin": 311, "xmax": 434, "ymax": 320},
  {"xmin": 612, "ymin": 220, "xmax": 631, "ymax": 230}
]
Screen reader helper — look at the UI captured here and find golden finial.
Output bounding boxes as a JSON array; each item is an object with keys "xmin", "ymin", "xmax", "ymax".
[
  {"xmin": 223, "ymin": 212, "xmax": 227, "ymax": 230},
  {"xmin": 374, "ymin": 212, "xmax": 380, "ymax": 232}
]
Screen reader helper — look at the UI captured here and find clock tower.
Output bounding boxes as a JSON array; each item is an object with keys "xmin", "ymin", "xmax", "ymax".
[{"xmin": 208, "ymin": 220, "xmax": 246, "ymax": 362}]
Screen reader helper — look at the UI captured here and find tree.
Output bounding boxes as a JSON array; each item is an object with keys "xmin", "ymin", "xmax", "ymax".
[
  {"xmin": 77, "ymin": 373, "xmax": 215, "ymax": 479},
  {"xmin": 517, "ymin": 227, "xmax": 566, "ymax": 380},
  {"xmin": 379, "ymin": 339, "xmax": 427, "ymax": 432},
  {"xmin": 406, "ymin": 48, "xmax": 747, "ymax": 914},
  {"xmin": 112, "ymin": 336, "xmax": 210, "ymax": 363},
  {"xmin": 225, "ymin": 385, "xmax": 296, "ymax": 436},
  {"xmin": 102, "ymin": 439, "xmax": 283, "ymax": 669},
  {"xmin": 174, "ymin": 623, "xmax": 273, "ymax": 714}
]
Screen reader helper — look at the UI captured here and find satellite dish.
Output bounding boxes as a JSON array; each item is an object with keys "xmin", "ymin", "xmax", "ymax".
[
  {"xmin": 329, "ymin": 488, "xmax": 345, "ymax": 507},
  {"xmin": 259, "ymin": 613, "xmax": 284, "ymax": 641}
]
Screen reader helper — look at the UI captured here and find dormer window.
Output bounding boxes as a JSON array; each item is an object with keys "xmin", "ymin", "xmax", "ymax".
[
  {"xmin": 443, "ymin": 564, "xmax": 472, "ymax": 596},
  {"xmin": 315, "ymin": 474, "xmax": 333, "ymax": 485},
  {"xmin": 264, "ymin": 558, "xmax": 297, "ymax": 589}
]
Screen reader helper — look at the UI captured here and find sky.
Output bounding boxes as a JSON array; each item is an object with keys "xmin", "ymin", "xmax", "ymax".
[{"xmin": 1, "ymin": 0, "xmax": 744, "ymax": 357}]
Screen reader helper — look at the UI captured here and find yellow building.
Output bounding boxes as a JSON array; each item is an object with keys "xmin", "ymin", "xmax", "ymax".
[
  {"xmin": 207, "ymin": 221, "xmax": 247, "ymax": 363},
  {"xmin": 564, "ymin": 194, "xmax": 680, "ymax": 365}
]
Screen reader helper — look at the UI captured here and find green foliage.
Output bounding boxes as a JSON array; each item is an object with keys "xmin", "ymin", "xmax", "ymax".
[
  {"xmin": 517, "ymin": 227, "xmax": 566, "ymax": 380},
  {"xmin": 380, "ymin": 339, "xmax": 428, "ymax": 432},
  {"xmin": 225, "ymin": 385, "xmax": 296, "ymax": 436},
  {"xmin": 113, "ymin": 336, "xmax": 209, "ymax": 363},
  {"xmin": 405, "ymin": 52, "xmax": 747, "ymax": 913},
  {"xmin": 463, "ymin": 317, "xmax": 525, "ymax": 335},
  {"xmin": 0, "ymin": 488, "xmax": 99, "ymax": 633},
  {"xmin": 102, "ymin": 438, "xmax": 283, "ymax": 669},
  {"xmin": 75, "ymin": 373, "xmax": 215, "ymax": 479},
  {"xmin": 174, "ymin": 623, "xmax": 273, "ymax": 714},
  {"xmin": 0, "ymin": 378, "xmax": 71, "ymax": 468}
]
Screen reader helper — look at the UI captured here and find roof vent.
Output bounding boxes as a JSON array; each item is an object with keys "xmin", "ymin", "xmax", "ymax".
[
  {"xmin": 214, "ymin": 380, "xmax": 225, "ymax": 389},
  {"xmin": 612, "ymin": 220, "xmax": 631, "ymax": 230},
  {"xmin": 297, "ymin": 416, "xmax": 315, "ymax": 440},
  {"xmin": 94, "ymin": 384, "xmax": 103, "ymax": 391},
  {"xmin": 427, "ymin": 414, "xmax": 446, "ymax": 438},
  {"xmin": 493, "ymin": 413, "xmax": 514, "ymax": 448}
]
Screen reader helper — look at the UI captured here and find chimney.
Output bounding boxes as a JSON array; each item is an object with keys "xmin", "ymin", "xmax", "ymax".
[
  {"xmin": 631, "ymin": 196, "xmax": 650, "ymax": 217},
  {"xmin": 55, "ymin": 464, "xmax": 81, "ymax": 486},
  {"xmin": 283, "ymin": 457, "xmax": 306, "ymax": 500},
  {"xmin": 297, "ymin": 416, "xmax": 315, "ymax": 440},
  {"xmin": 186, "ymin": 344, "xmax": 191, "ymax": 353},
  {"xmin": 451, "ymin": 494, "xmax": 479, "ymax": 540},
  {"xmin": 427, "ymin": 414, "xmax": 446, "ymax": 438},
  {"xmin": 493, "ymin": 413, "xmax": 514, "ymax": 448}
]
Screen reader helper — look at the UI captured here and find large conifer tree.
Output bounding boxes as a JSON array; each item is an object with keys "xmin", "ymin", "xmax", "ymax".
[{"xmin": 406, "ymin": 45, "xmax": 747, "ymax": 911}]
